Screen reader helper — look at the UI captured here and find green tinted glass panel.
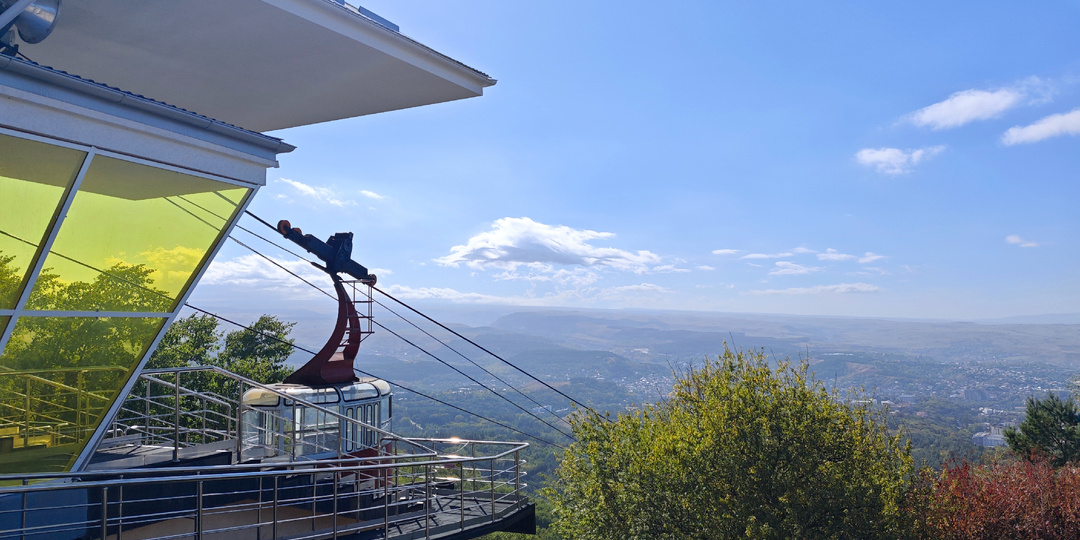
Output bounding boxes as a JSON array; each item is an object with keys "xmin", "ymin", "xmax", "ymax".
[
  {"xmin": 0, "ymin": 316, "xmax": 165, "ymax": 473},
  {"xmin": 0, "ymin": 134, "xmax": 85, "ymax": 309},
  {"xmin": 27, "ymin": 156, "xmax": 249, "ymax": 312}
]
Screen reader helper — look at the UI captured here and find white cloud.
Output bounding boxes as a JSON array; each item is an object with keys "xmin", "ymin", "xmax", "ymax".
[
  {"xmin": 817, "ymin": 248, "xmax": 856, "ymax": 261},
  {"xmin": 360, "ymin": 190, "xmax": 385, "ymax": 200},
  {"xmin": 696, "ymin": 265, "xmax": 716, "ymax": 271},
  {"xmin": 652, "ymin": 265, "xmax": 691, "ymax": 273},
  {"xmin": 855, "ymin": 145, "xmax": 945, "ymax": 175},
  {"xmin": 201, "ymin": 254, "xmax": 333, "ymax": 299},
  {"xmin": 1002, "ymin": 108, "xmax": 1080, "ymax": 145},
  {"xmin": 277, "ymin": 178, "xmax": 357, "ymax": 207},
  {"xmin": 384, "ymin": 282, "xmax": 669, "ymax": 307},
  {"xmin": 1005, "ymin": 234, "xmax": 1040, "ymax": 248},
  {"xmin": 908, "ymin": 88, "xmax": 1024, "ymax": 130},
  {"xmin": 746, "ymin": 283, "xmax": 880, "ymax": 295},
  {"xmin": 740, "ymin": 252, "xmax": 793, "ymax": 260},
  {"xmin": 858, "ymin": 252, "xmax": 886, "ymax": 264},
  {"xmin": 768, "ymin": 261, "xmax": 822, "ymax": 276},
  {"xmin": 791, "ymin": 247, "xmax": 817, "ymax": 254},
  {"xmin": 436, "ymin": 217, "xmax": 661, "ymax": 274},
  {"xmin": 712, "ymin": 249, "xmax": 741, "ymax": 256}
]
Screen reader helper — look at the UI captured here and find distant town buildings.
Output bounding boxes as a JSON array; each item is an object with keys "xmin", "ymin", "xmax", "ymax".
[{"xmin": 972, "ymin": 426, "xmax": 1007, "ymax": 448}]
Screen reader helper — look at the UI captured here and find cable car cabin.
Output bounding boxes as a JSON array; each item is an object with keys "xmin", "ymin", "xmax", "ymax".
[{"xmin": 240, "ymin": 378, "xmax": 392, "ymax": 464}]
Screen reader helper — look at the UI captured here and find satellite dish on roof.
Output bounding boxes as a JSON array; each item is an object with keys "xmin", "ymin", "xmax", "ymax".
[{"xmin": 0, "ymin": 0, "xmax": 60, "ymax": 46}]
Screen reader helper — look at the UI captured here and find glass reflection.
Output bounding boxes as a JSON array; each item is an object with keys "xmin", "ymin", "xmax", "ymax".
[
  {"xmin": 0, "ymin": 134, "xmax": 85, "ymax": 309},
  {"xmin": 27, "ymin": 156, "xmax": 249, "ymax": 312},
  {"xmin": 0, "ymin": 316, "xmax": 165, "ymax": 473}
]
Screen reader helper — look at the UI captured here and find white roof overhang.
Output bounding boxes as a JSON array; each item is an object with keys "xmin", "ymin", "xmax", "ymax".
[{"xmin": 20, "ymin": 0, "xmax": 496, "ymax": 132}]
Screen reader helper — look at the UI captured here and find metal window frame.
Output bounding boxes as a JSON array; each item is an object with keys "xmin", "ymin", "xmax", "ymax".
[{"xmin": 0, "ymin": 127, "xmax": 262, "ymax": 472}]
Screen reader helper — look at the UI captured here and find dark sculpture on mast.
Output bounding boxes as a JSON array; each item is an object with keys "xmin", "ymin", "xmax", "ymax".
[{"xmin": 276, "ymin": 220, "xmax": 376, "ymax": 387}]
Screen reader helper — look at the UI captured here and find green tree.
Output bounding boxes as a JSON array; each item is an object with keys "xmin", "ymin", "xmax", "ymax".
[
  {"xmin": 147, "ymin": 314, "xmax": 221, "ymax": 369},
  {"xmin": 545, "ymin": 346, "xmax": 915, "ymax": 540},
  {"xmin": 1005, "ymin": 392, "xmax": 1080, "ymax": 467},
  {"xmin": 213, "ymin": 314, "xmax": 295, "ymax": 384}
]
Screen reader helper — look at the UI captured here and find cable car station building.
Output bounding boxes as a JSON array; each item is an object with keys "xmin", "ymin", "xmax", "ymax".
[{"xmin": 0, "ymin": 2, "xmax": 532, "ymax": 539}]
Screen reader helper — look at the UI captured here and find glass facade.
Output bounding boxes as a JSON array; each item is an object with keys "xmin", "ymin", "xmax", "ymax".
[
  {"xmin": 0, "ymin": 134, "xmax": 85, "ymax": 309},
  {"xmin": 0, "ymin": 133, "xmax": 252, "ymax": 474}
]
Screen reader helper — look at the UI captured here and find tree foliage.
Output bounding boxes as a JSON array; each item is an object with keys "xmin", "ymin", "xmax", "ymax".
[
  {"xmin": 1004, "ymin": 392, "xmax": 1080, "ymax": 467},
  {"xmin": 545, "ymin": 346, "xmax": 915, "ymax": 540},
  {"xmin": 913, "ymin": 457, "xmax": 1080, "ymax": 539},
  {"xmin": 148, "ymin": 313, "xmax": 295, "ymax": 386}
]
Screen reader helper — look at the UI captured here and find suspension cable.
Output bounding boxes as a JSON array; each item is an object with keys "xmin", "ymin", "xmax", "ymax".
[
  {"xmin": 182, "ymin": 304, "xmax": 566, "ymax": 449},
  {"xmin": 241, "ymin": 209, "xmax": 607, "ymax": 422},
  {"xmin": 372, "ymin": 286, "xmax": 610, "ymax": 421}
]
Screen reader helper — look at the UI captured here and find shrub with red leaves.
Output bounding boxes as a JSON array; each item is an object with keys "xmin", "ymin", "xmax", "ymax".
[{"xmin": 913, "ymin": 457, "xmax": 1080, "ymax": 540}]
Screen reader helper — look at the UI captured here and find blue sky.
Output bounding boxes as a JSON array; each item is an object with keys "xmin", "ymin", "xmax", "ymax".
[{"xmin": 192, "ymin": 1, "xmax": 1080, "ymax": 321}]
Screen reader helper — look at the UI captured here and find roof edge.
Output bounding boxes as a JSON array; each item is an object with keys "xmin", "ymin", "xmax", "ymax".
[{"xmin": 0, "ymin": 56, "xmax": 296, "ymax": 155}]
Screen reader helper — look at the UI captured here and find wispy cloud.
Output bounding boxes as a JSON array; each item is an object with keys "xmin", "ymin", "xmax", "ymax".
[
  {"xmin": 746, "ymin": 283, "xmax": 880, "ymax": 295},
  {"xmin": 201, "ymin": 254, "xmax": 332, "ymax": 299},
  {"xmin": 856, "ymin": 146, "xmax": 945, "ymax": 175},
  {"xmin": 360, "ymin": 190, "xmax": 385, "ymax": 200},
  {"xmin": 817, "ymin": 248, "xmax": 856, "ymax": 261},
  {"xmin": 906, "ymin": 78, "xmax": 1051, "ymax": 130},
  {"xmin": 1002, "ymin": 108, "xmax": 1080, "ymax": 145},
  {"xmin": 768, "ymin": 261, "xmax": 822, "ymax": 276},
  {"xmin": 858, "ymin": 252, "xmax": 886, "ymax": 264},
  {"xmin": 384, "ymin": 282, "xmax": 670, "ymax": 306},
  {"xmin": 277, "ymin": 178, "xmax": 357, "ymax": 207},
  {"xmin": 652, "ymin": 265, "xmax": 691, "ymax": 273},
  {"xmin": 740, "ymin": 252, "xmax": 793, "ymax": 260},
  {"xmin": 1006, "ymin": 234, "xmax": 1040, "ymax": 248},
  {"xmin": 791, "ymin": 247, "xmax": 817, "ymax": 254},
  {"xmin": 696, "ymin": 265, "xmax": 716, "ymax": 271},
  {"xmin": 436, "ymin": 217, "xmax": 661, "ymax": 274},
  {"xmin": 712, "ymin": 249, "xmax": 741, "ymax": 256}
]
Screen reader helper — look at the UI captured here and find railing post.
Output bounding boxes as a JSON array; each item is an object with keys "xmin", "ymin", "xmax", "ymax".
[
  {"xmin": 117, "ymin": 483, "xmax": 124, "ymax": 540},
  {"xmin": 173, "ymin": 371, "xmax": 181, "ymax": 462},
  {"xmin": 236, "ymin": 382, "xmax": 245, "ymax": 463},
  {"xmin": 489, "ymin": 460, "xmax": 495, "ymax": 522},
  {"xmin": 383, "ymin": 462, "xmax": 390, "ymax": 535},
  {"xmin": 101, "ymin": 486, "xmax": 108, "ymax": 540},
  {"xmin": 21, "ymin": 479, "xmax": 28, "ymax": 540},
  {"xmin": 515, "ymin": 450, "xmax": 522, "ymax": 509},
  {"xmin": 425, "ymin": 464, "xmax": 432, "ymax": 539},
  {"xmin": 196, "ymin": 479, "xmax": 204, "ymax": 540},
  {"xmin": 332, "ymin": 470, "xmax": 339, "ymax": 540},
  {"xmin": 273, "ymin": 475, "xmax": 280, "ymax": 540},
  {"xmin": 459, "ymin": 462, "xmax": 465, "ymax": 530}
]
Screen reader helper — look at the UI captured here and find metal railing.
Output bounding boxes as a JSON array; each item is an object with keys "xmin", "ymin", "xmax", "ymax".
[
  {"xmin": 0, "ymin": 437, "xmax": 529, "ymax": 540},
  {"xmin": 0, "ymin": 367, "xmax": 123, "ymax": 452},
  {"xmin": 100, "ymin": 366, "xmax": 431, "ymax": 466}
]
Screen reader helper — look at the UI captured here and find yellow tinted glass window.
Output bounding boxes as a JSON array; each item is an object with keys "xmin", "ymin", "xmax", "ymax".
[
  {"xmin": 27, "ymin": 156, "xmax": 249, "ymax": 312},
  {"xmin": 0, "ymin": 135, "xmax": 85, "ymax": 309},
  {"xmin": 0, "ymin": 316, "xmax": 165, "ymax": 473}
]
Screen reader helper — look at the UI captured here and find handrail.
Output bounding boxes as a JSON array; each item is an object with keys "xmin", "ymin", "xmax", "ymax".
[
  {"xmin": 0, "ymin": 437, "xmax": 527, "ymax": 487},
  {"xmin": 138, "ymin": 365, "xmax": 433, "ymax": 454}
]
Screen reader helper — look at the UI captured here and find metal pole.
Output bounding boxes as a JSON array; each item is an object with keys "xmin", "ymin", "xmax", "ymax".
[
  {"xmin": 196, "ymin": 480, "xmax": 204, "ymax": 540},
  {"xmin": 117, "ymin": 483, "xmax": 124, "ymax": 540},
  {"xmin": 515, "ymin": 450, "xmax": 521, "ymax": 509},
  {"xmin": 489, "ymin": 460, "xmax": 495, "ymax": 522},
  {"xmin": 273, "ymin": 475, "xmax": 280, "ymax": 540},
  {"xmin": 459, "ymin": 462, "xmax": 465, "ymax": 530},
  {"xmin": 383, "ymin": 465, "xmax": 389, "ymax": 535},
  {"xmin": 236, "ymin": 382, "xmax": 245, "ymax": 463},
  {"xmin": 173, "ymin": 372, "xmax": 181, "ymax": 461},
  {"xmin": 332, "ymin": 471, "xmax": 339, "ymax": 540},
  {"xmin": 21, "ymin": 479, "xmax": 27, "ymax": 540},
  {"xmin": 101, "ymin": 486, "xmax": 108, "ymax": 540},
  {"xmin": 425, "ymin": 464, "xmax": 431, "ymax": 539}
]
